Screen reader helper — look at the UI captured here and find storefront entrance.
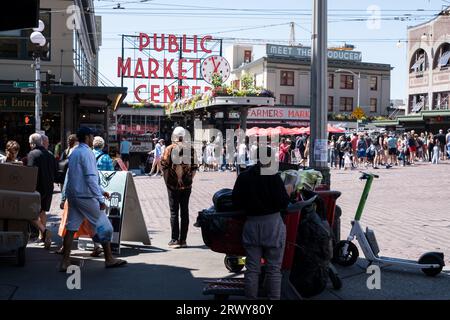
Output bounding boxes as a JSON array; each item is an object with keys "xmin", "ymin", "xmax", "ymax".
[{"xmin": 0, "ymin": 93, "xmax": 63, "ymax": 157}]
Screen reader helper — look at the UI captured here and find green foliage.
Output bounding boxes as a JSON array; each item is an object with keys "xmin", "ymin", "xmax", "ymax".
[
  {"xmin": 211, "ymin": 73, "xmax": 223, "ymax": 88},
  {"xmin": 240, "ymin": 73, "xmax": 255, "ymax": 90}
]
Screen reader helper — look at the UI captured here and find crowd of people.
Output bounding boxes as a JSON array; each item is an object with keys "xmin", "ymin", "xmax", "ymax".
[
  {"xmin": 0, "ymin": 130, "xmax": 125, "ymax": 271},
  {"xmin": 328, "ymin": 128, "xmax": 450, "ymax": 170}
]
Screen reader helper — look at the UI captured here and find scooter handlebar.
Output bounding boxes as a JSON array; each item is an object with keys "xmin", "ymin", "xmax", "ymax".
[{"xmin": 359, "ymin": 172, "xmax": 379, "ymax": 180}]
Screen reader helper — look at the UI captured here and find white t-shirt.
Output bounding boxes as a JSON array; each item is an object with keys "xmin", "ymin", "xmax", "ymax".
[{"xmin": 446, "ymin": 133, "xmax": 450, "ymax": 145}]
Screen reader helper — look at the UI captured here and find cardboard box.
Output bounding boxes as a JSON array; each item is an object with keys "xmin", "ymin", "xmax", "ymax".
[
  {"xmin": 0, "ymin": 164, "xmax": 38, "ymax": 193},
  {"xmin": 0, "ymin": 190, "xmax": 41, "ymax": 220}
]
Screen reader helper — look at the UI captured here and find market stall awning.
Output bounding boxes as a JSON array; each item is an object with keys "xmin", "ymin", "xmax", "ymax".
[{"xmin": 246, "ymin": 125, "xmax": 343, "ymax": 136}]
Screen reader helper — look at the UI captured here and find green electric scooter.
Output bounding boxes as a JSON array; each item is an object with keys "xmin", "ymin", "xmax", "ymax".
[{"xmin": 333, "ymin": 172, "xmax": 445, "ymax": 276}]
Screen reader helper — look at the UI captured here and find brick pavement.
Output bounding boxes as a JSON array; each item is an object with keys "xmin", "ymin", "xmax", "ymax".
[
  {"xmin": 3, "ymin": 161, "xmax": 448, "ymax": 300},
  {"xmin": 127, "ymin": 161, "xmax": 450, "ymax": 262},
  {"xmin": 47, "ymin": 161, "xmax": 450, "ymax": 261}
]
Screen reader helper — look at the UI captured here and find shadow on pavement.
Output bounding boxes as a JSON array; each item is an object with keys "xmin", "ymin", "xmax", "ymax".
[{"xmin": 0, "ymin": 246, "xmax": 212, "ymax": 300}]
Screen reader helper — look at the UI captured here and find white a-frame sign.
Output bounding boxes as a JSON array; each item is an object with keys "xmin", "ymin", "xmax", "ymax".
[{"xmin": 79, "ymin": 171, "xmax": 151, "ymax": 254}]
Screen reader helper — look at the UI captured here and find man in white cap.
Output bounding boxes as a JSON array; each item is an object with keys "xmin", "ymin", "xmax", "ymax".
[{"xmin": 161, "ymin": 127, "xmax": 198, "ymax": 248}]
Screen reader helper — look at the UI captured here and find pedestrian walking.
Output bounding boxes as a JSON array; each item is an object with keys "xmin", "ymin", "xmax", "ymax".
[
  {"xmin": 120, "ymin": 136, "xmax": 131, "ymax": 170},
  {"xmin": 60, "ymin": 127, "xmax": 126, "ymax": 271},
  {"xmin": 27, "ymin": 133, "xmax": 57, "ymax": 250},
  {"xmin": 161, "ymin": 127, "xmax": 198, "ymax": 248}
]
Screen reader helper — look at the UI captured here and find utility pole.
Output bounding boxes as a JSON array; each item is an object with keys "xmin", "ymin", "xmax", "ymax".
[
  {"xmin": 309, "ymin": 0, "xmax": 330, "ymax": 185},
  {"xmin": 289, "ymin": 22, "xmax": 296, "ymax": 46},
  {"xmin": 34, "ymin": 53, "xmax": 42, "ymax": 132}
]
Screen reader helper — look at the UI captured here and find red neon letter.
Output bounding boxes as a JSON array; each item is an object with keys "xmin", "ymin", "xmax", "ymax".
[
  {"xmin": 134, "ymin": 58, "xmax": 146, "ymax": 78},
  {"xmin": 190, "ymin": 59, "xmax": 201, "ymax": 79},
  {"xmin": 168, "ymin": 34, "xmax": 179, "ymax": 53},
  {"xmin": 178, "ymin": 86, "xmax": 189, "ymax": 98},
  {"xmin": 134, "ymin": 84, "xmax": 147, "ymax": 102},
  {"xmin": 164, "ymin": 85, "xmax": 176, "ymax": 103},
  {"xmin": 150, "ymin": 85, "xmax": 160, "ymax": 103},
  {"xmin": 139, "ymin": 33, "xmax": 150, "ymax": 51},
  {"xmin": 191, "ymin": 86, "xmax": 201, "ymax": 95},
  {"xmin": 153, "ymin": 33, "xmax": 165, "ymax": 52},
  {"xmin": 148, "ymin": 58, "xmax": 159, "ymax": 79},
  {"xmin": 200, "ymin": 35, "xmax": 212, "ymax": 54},
  {"xmin": 193, "ymin": 35, "xmax": 198, "ymax": 53},
  {"xmin": 117, "ymin": 57, "xmax": 131, "ymax": 77},
  {"xmin": 164, "ymin": 58, "xmax": 175, "ymax": 78},
  {"xmin": 182, "ymin": 35, "xmax": 192, "ymax": 53},
  {"xmin": 178, "ymin": 58, "xmax": 188, "ymax": 80}
]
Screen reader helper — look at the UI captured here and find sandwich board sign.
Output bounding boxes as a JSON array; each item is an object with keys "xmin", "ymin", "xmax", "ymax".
[{"xmin": 78, "ymin": 171, "xmax": 150, "ymax": 254}]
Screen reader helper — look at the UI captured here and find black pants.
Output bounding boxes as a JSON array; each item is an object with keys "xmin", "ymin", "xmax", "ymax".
[
  {"xmin": 167, "ymin": 188, "xmax": 192, "ymax": 241},
  {"xmin": 338, "ymin": 152, "xmax": 344, "ymax": 169}
]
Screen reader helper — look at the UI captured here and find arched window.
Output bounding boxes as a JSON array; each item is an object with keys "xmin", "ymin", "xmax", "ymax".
[
  {"xmin": 433, "ymin": 43, "xmax": 450, "ymax": 69},
  {"xmin": 410, "ymin": 49, "xmax": 428, "ymax": 73}
]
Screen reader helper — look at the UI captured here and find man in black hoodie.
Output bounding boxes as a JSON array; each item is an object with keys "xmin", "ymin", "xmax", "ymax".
[
  {"xmin": 232, "ymin": 145, "xmax": 292, "ymax": 300},
  {"xmin": 27, "ymin": 133, "xmax": 57, "ymax": 249}
]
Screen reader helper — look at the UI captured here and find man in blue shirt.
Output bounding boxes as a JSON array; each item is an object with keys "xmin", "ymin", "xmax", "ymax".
[
  {"xmin": 387, "ymin": 134, "xmax": 398, "ymax": 166},
  {"xmin": 120, "ymin": 136, "xmax": 131, "ymax": 170},
  {"xmin": 60, "ymin": 127, "xmax": 126, "ymax": 271}
]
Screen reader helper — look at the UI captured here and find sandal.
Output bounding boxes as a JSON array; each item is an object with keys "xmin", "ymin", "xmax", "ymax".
[
  {"xmin": 90, "ymin": 246, "xmax": 103, "ymax": 257},
  {"xmin": 43, "ymin": 229, "xmax": 52, "ymax": 250},
  {"xmin": 105, "ymin": 259, "xmax": 127, "ymax": 269}
]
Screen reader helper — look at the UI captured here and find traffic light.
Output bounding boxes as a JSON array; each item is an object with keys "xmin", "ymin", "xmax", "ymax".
[
  {"xmin": 42, "ymin": 72, "xmax": 56, "ymax": 94},
  {"xmin": 24, "ymin": 115, "xmax": 34, "ymax": 126}
]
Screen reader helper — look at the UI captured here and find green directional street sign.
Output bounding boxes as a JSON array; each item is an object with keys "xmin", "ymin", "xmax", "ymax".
[{"xmin": 13, "ymin": 82, "xmax": 35, "ymax": 89}]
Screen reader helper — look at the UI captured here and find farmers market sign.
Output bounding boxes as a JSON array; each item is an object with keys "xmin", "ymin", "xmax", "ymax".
[{"xmin": 266, "ymin": 44, "xmax": 363, "ymax": 62}]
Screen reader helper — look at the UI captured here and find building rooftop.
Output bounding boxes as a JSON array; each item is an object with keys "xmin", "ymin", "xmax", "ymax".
[{"xmin": 232, "ymin": 56, "xmax": 392, "ymax": 74}]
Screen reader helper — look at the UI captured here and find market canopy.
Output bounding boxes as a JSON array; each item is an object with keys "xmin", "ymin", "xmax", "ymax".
[{"xmin": 247, "ymin": 125, "xmax": 345, "ymax": 136}]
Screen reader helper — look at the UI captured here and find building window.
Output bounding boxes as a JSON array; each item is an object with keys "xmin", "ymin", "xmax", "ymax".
[
  {"xmin": 339, "ymin": 97, "xmax": 354, "ymax": 112},
  {"xmin": 340, "ymin": 74, "xmax": 354, "ymax": 90},
  {"xmin": 0, "ymin": 10, "xmax": 51, "ymax": 60},
  {"xmin": 280, "ymin": 94, "xmax": 294, "ymax": 106},
  {"xmin": 370, "ymin": 98, "xmax": 377, "ymax": 113},
  {"xmin": 369, "ymin": 76, "xmax": 378, "ymax": 91},
  {"xmin": 328, "ymin": 74, "xmax": 334, "ymax": 89},
  {"xmin": 280, "ymin": 71, "xmax": 294, "ymax": 86},
  {"xmin": 410, "ymin": 49, "xmax": 427, "ymax": 73},
  {"xmin": 244, "ymin": 50, "xmax": 252, "ymax": 63},
  {"xmin": 328, "ymin": 96, "xmax": 334, "ymax": 112},
  {"xmin": 434, "ymin": 43, "xmax": 450, "ymax": 69}
]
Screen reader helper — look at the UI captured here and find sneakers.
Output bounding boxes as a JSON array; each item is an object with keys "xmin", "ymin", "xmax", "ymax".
[
  {"xmin": 168, "ymin": 240, "xmax": 180, "ymax": 248},
  {"xmin": 179, "ymin": 241, "xmax": 187, "ymax": 248},
  {"xmin": 168, "ymin": 240, "xmax": 187, "ymax": 248}
]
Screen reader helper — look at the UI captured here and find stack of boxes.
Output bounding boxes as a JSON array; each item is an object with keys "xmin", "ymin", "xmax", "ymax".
[{"xmin": 0, "ymin": 164, "xmax": 41, "ymax": 264}]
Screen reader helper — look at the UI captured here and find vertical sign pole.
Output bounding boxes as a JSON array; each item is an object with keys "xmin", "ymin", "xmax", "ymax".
[{"xmin": 309, "ymin": 0, "xmax": 330, "ymax": 186}]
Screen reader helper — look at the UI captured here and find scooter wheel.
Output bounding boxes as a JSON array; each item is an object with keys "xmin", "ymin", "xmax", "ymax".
[
  {"xmin": 419, "ymin": 252, "xmax": 444, "ymax": 277},
  {"xmin": 333, "ymin": 241, "xmax": 359, "ymax": 266},
  {"xmin": 224, "ymin": 256, "xmax": 245, "ymax": 273}
]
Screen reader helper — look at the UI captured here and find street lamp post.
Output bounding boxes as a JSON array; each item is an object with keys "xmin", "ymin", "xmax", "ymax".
[
  {"xmin": 336, "ymin": 68, "xmax": 361, "ymax": 132},
  {"xmin": 310, "ymin": 0, "xmax": 329, "ymax": 185},
  {"xmin": 30, "ymin": 20, "xmax": 46, "ymax": 132}
]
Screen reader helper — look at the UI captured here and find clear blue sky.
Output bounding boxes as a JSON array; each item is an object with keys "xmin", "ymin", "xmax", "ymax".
[{"xmin": 95, "ymin": 0, "xmax": 450, "ymax": 101}]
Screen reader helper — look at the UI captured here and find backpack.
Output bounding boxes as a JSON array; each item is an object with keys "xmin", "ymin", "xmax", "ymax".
[
  {"xmin": 212, "ymin": 188, "xmax": 235, "ymax": 212},
  {"xmin": 55, "ymin": 158, "xmax": 69, "ymax": 185},
  {"xmin": 296, "ymin": 138, "xmax": 305, "ymax": 150},
  {"xmin": 289, "ymin": 192, "xmax": 334, "ymax": 298}
]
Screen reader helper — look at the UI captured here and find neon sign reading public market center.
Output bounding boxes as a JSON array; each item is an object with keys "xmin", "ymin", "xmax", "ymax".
[{"xmin": 117, "ymin": 33, "xmax": 219, "ymax": 103}]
